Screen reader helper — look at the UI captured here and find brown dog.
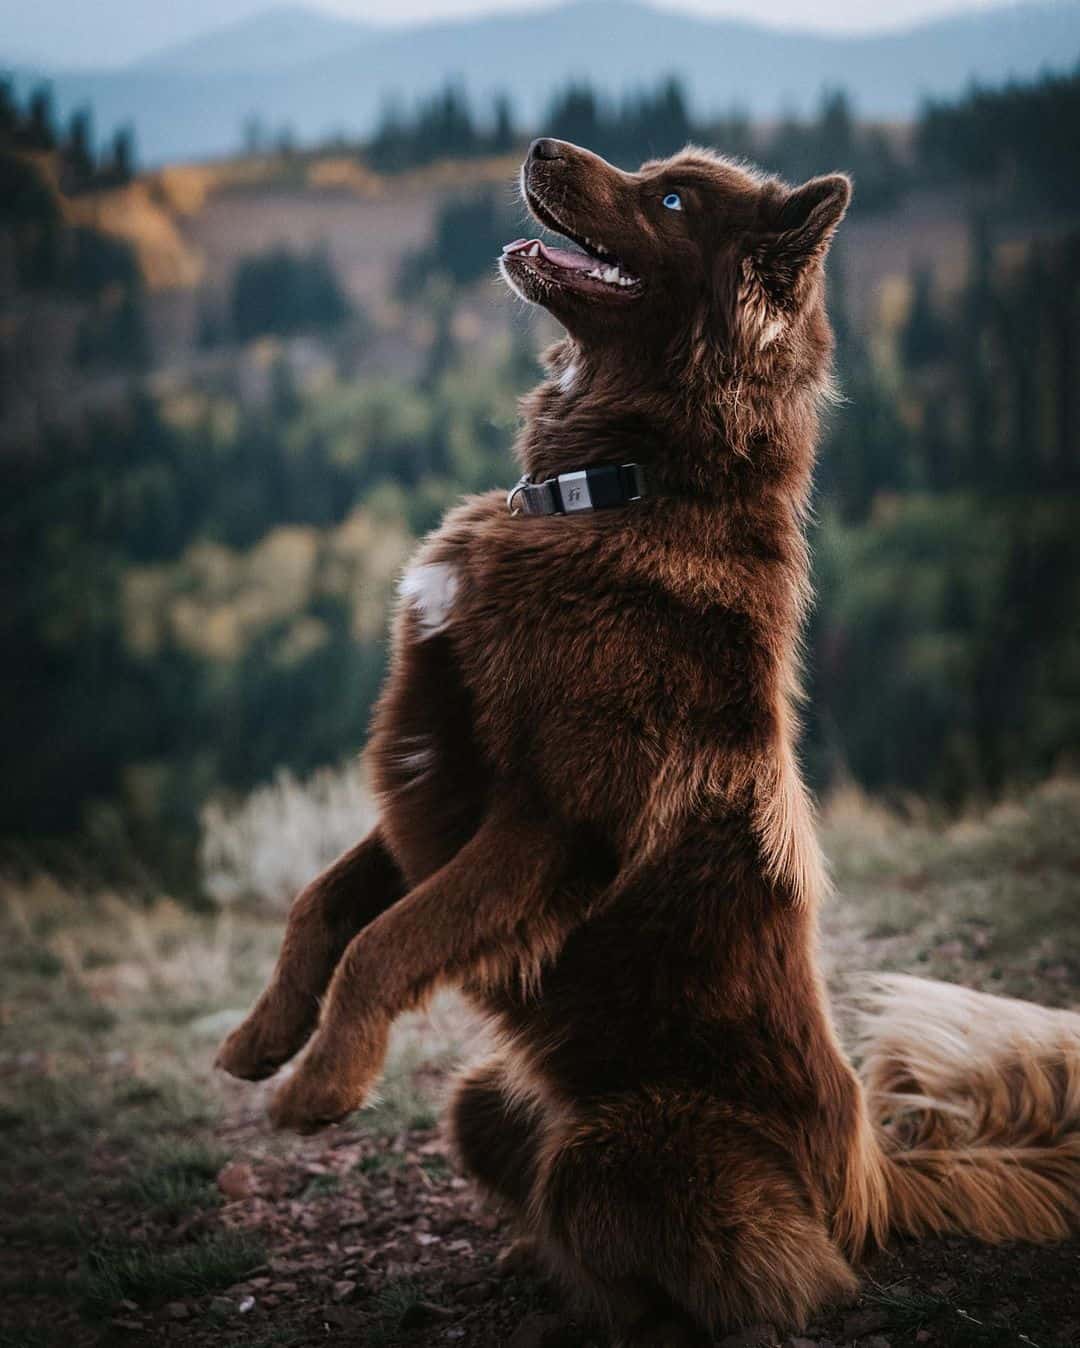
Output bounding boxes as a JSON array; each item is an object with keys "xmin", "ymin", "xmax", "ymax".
[{"xmin": 218, "ymin": 139, "xmax": 1080, "ymax": 1344}]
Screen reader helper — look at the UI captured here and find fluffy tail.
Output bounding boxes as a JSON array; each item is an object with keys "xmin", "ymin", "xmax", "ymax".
[{"xmin": 856, "ymin": 974, "xmax": 1080, "ymax": 1243}]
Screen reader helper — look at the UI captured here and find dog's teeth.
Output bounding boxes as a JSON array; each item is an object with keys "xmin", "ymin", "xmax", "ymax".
[
  {"xmin": 588, "ymin": 268, "xmax": 602, "ymax": 279},
  {"xmin": 527, "ymin": 242, "xmax": 540, "ymax": 257},
  {"xmin": 602, "ymin": 266, "xmax": 619, "ymax": 284}
]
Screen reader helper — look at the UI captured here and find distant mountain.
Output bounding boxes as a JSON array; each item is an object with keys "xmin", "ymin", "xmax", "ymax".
[
  {"xmin": 138, "ymin": 6, "xmax": 374, "ymax": 76},
  {"xmin": 7, "ymin": 0, "xmax": 1080, "ymax": 166},
  {"xmin": 0, "ymin": 0, "xmax": 275, "ymax": 71}
]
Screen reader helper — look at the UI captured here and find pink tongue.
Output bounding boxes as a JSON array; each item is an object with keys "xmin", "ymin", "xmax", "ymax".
[{"xmin": 503, "ymin": 239, "xmax": 597, "ymax": 272}]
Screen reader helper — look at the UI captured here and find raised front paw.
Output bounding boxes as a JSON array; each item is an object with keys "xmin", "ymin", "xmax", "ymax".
[
  {"xmin": 215, "ymin": 988, "xmax": 317, "ymax": 1082},
  {"xmin": 267, "ymin": 1021, "xmax": 388, "ymax": 1134}
]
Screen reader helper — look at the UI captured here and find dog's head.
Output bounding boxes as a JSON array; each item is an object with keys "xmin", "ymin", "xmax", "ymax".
[{"xmin": 501, "ymin": 137, "xmax": 850, "ymax": 382}]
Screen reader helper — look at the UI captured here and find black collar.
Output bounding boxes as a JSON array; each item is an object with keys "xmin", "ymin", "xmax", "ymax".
[{"xmin": 507, "ymin": 463, "xmax": 648, "ymax": 517}]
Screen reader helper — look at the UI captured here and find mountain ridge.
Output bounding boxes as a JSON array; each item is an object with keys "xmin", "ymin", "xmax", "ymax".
[
  {"xmin": 6, "ymin": 0, "xmax": 1079, "ymax": 165},
  {"xmin": 136, "ymin": 5, "xmax": 375, "ymax": 76}
]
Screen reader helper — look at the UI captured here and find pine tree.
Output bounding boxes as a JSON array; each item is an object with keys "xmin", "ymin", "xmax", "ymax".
[
  {"xmin": 25, "ymin": 86, "xmax": 57, "ymax": 151},
  {"xmin": 110, "ymin": 126, "xmax": 136, "ymax": 183},
  {"xmin": 66, "ymin": 109, "xmax": 94, "ymax": 186},
  {"xmin": 492, "ymin": 94, "xmax": 515, "ymax": 154}
]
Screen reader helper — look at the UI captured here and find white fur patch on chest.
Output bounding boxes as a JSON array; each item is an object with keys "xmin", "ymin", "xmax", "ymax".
[
  {"xmin": 399, "ymin": 561, "xmax": 459, "ymax": 637},
  {"xmin": 558, "ymin": 360, "xmax": 579, "ymax": 394}
]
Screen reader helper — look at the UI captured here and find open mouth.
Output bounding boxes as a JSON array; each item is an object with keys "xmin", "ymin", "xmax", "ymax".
[{"xmin": 501, "ymin": 187, "xmax": 642, "ymax": 298}]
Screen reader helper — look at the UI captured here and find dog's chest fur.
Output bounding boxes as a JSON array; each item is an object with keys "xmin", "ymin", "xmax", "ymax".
[{"xmin": 383, "ymin": 491, "xmax": 785, "ymax": 860}]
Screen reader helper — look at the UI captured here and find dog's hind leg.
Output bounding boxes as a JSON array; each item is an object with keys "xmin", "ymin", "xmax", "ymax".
[
  {"xmin": 449, "ymin": 1055, "xmax": 551, "ymax": 1273},
  {"xmin": 535, "ymin": 1092, "xmax": 857, "ymax": 1338},
  {"xmin": 449, "ymin": 1057, "xmax": 545, "ymax": 1213},
  {"xmin": 216, "ymin": 825, "xmax": 405, "ymax": 1080}
]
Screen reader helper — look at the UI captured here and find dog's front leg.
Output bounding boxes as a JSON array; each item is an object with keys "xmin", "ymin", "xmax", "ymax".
[
  {"xmin": 216, "ymin": 825, "xmax": 405, "ymax": 1081},
  {"xmin": 268, "ymin": 796, "xmax": 581, "ymax": 1132}
]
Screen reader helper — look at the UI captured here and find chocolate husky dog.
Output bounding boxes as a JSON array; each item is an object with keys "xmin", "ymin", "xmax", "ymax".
[{"xmin": 218, "ymin": 139, "xmax": 1080, "ymax": 1344}]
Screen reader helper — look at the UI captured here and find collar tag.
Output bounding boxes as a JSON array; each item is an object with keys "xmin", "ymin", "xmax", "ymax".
[{"xmin": 507, "ymin": 464, "xmax": 647, "ymax": 518}]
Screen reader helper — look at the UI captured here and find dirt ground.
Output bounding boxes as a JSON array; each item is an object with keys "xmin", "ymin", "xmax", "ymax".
[{"xmin": 2, "ymin": 779, "xmax": 1079, "ymax": 1348}]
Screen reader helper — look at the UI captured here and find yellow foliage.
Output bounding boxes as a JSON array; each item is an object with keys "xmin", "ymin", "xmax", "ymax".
[
  {"xmin": 306, "ymin": 157, "xmax": 384, "ymax": 196},
  {"xmin": 66, "ymin": 181, "xmax": 203, "ymax": 290},
  {"xmin": 121, "ymin": 512, "xmax": 411, "ymax": 662}
]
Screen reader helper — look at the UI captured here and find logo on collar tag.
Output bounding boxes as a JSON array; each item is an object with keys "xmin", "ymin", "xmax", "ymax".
[{"xmin": 559, "ymin": 471, "xmax": 592, "ymax": 512}]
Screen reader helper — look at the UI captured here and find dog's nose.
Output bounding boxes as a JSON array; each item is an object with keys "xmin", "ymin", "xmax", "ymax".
[{"xmin": 529, "ymin": 138, "xmax": 564, "ymax": 162}]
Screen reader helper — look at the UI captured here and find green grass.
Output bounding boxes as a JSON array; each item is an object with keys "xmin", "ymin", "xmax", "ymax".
[
  {"xmin": 4, "ymin": 946, "xmax": 64, "ymax": 978},
  {"xmin": 301, "ymin": 1172, "xmax": 343, "ymax": 1198},
  {"xmin": 823, "ymin": 778, "xmax": 1080, "ymax": 1002},
  {"xmin": 354, "ymin": 1151, "xmax": 406, "ymax": 1177},
  {"xmin": 362, "ymin": 1277, "xmax": 428, "ymax": 1347},
  {"xmin": 124, "ymin": 1139, "xmax": 228, "ymax": 1219},
  {"xmin": 863, "ymin": 1286, "xmax": 1054, "ymax": 1348},
  {"xmin": 76, "ymin": 1232, "xmax": 266, "ymax": 1319},
  {"xmin": 5, "ymin": 1210, "xmax": 89, "ymax": 1248}
]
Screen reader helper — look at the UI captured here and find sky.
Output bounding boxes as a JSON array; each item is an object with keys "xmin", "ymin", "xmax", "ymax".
[
  {"xmin": 0, "ymin": 0, "xmax": 1025, "ymax": 69},
  {"xmin": 340, "ymin": 0, "xmax": 1013, "ymax": 31}
]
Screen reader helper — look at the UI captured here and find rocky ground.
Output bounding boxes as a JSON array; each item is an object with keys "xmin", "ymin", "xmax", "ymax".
[{"xmin": 3, "ymin": 780, "xmax": 1079, "ymax": 1348}]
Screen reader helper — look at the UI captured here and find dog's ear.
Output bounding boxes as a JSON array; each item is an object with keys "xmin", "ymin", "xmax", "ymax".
[{"xmin": 752, "ymin": 174, "xmax": 851, "ymax": 300}]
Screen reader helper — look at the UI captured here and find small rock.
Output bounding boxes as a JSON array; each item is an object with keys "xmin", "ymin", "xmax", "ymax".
[
  {"xmin": 164, "ymin": 1302, "xmax": 189, "ymax": 1321},
  {"xmin": 208, "ymin": 1296, "xmax": 235, "ymax": 1316},
  {"xmin": 238, "ymin": 1295, "xmax": 256, "ymax": 1314},
  {"xmin": 117, "ymin": 1300, "xmax": 139, "ymax": 1313},
  {"xmin": 332, "ymin": 1280, "xmax": 357, "ymax": 1303},
  {"xmin": 217, "ymin": 1161, "xmax": 257, "ymax": 1200},
  {"xmin": 719, "ymin": 1326, "xmax": 780, "ymax": 1348},
  {"xmin": 110, "ymin": 1320, "xmax": 144, "ymax": 1333}
]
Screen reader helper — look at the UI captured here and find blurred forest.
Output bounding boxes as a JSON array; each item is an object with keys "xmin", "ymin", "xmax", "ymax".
[{"xmin": 2, "ymin": 67, "xmax": 1078, "ymax": 893}]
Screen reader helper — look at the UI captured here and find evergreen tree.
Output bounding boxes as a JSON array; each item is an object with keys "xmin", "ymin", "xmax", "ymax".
[
  {"xmin": 110, "ymin": 126, "xmax": 136, "ymax": 183},
  {"xmin": 25, "ymin": 86, "xmax": 57, "ymax": 151},
  {"xmin": 492, "ymin": 94, "xmax": 515, "ymax": 153},
  {"xmin": 65, "ymin": 109, "xmax": 94, "ymax": 186},
  {"xmin": 901, "ymin": 265, "xmax": 949, "ymax": 369}
]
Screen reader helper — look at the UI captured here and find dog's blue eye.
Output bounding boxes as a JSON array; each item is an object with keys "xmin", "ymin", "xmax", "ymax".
[{"xmin": 662, "ymin": 192, "xmax": 683, "ymax": 211}]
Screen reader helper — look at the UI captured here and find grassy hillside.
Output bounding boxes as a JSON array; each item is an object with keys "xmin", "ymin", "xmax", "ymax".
[{"xmin": 2, "ymin": 777, "xmax": 1078, "ymax": 1347}]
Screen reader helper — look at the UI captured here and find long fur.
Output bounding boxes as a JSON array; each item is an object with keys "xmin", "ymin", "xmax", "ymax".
[
  {"xmin": 858, "ymin": 974, "xmax": 1080, "ymax": 1242},
  {"xmin": 217, "ymin": 140, "xmax": 1080, "ymax": 1341}
]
